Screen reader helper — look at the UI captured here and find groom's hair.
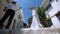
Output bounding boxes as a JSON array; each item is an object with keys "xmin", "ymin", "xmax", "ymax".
[{"xmin": 12, "ymin": 1, "xmax": 16, "ymax": 4}]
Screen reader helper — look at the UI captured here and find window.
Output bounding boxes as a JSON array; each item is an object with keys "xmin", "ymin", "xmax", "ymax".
[
  {"xmin": 49, "ymin": 0, "xmax": 54, "ymax": 3},
  {"xmin": 56, "ymin": 11, "xmax": 60, "ymax": 21},
  {"xmin": 56, "ymin": 0, "xmax": 58, "ymax": 2},
  {"xmin": 49, "ymin": 0, "xmax": 52, "ymax": 1},
  {"xmin": 12, "ymin": 19, "xmax": 16, "ymax": 29},
  {"xmin": 47, "ymin": 19, "xmax": 53, "ymax": 27},
  {"xmin": 45, "ymin": 3, "xmax": 52, "ymax": 11},
  {"xmin": 18, "ymin": 14, "xmax": 20, "ymax": 19},
  {"xmin": 49, "ymin": 0, "xmax": 54, "ymax": 2}
]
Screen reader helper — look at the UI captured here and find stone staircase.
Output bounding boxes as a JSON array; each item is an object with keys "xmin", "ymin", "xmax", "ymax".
[{"xmin": 0, "ymin": 28, "xmax": 60, "ymax": 34}]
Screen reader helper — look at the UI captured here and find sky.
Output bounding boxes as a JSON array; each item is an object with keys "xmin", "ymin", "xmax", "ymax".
[{"xmin": 14, "ymin": 0, "xmax": 43, "ymax": 24}]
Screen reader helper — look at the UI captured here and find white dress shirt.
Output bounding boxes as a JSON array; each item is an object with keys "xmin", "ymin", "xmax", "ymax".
[{"xmin": 6, "ymin": 3, "xmax": 17, "ymax": 11}]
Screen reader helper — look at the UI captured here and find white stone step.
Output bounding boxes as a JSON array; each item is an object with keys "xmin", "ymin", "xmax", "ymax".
[{"xmin": 0, "ymin": 28, "xmax": 60, "ymax": 34}]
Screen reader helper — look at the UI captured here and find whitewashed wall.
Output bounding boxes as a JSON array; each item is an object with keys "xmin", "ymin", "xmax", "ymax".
[{"xmin": 48, "ymin": 0, "xmax": 60, "ymax": 28}]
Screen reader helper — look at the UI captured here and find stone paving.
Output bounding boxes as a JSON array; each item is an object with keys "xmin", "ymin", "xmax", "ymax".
[{"xmin": 0, "ymin": 28, "xmax": 60, "ymax": 34}]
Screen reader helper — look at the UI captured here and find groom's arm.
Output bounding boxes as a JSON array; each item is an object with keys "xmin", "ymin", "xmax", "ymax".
[{"xmin": 3, "ymin": 7, "xmax": 8, "ymax": 12}]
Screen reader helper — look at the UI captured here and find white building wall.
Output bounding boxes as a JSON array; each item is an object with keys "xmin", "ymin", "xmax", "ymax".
[
  {"xmin": 49, "ymin": 0, "xmax": 60, "ymax": 17},
  {"xmin": 48, "ymin": 0, "xmax": 60, "ymax": 28}
]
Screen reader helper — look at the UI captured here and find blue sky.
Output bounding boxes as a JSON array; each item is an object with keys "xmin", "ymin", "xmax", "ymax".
[{"xmin": 14, "ymin": 0, "xmax": 43, "ymax": 24}]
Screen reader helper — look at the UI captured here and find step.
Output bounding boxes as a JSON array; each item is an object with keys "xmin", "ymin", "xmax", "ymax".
[{"xmin": 0, "ymin": 28, "xmax": 60, "ymax": 34}]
